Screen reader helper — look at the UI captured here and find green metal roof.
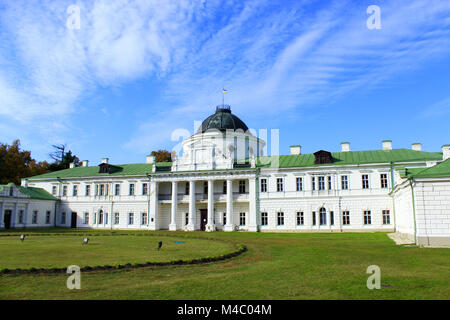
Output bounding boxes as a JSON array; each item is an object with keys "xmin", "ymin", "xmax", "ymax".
[
  {"xmin": 403, "ymin": 159, "xmax": 450, "ymax": 179},
  {"xmin": 28, "ymin": 163, "xmax": 155, "ymax": 180},
  {"xmin": 17, "ymin": 186, "xmax": 58, "ymax": 200},
  {"xmin": 0, "ymin": 183, "xmax": 57, "ymax": 201},
  {"xmin": 257, "ymin": 149, "xmax": 442, "ymax": 169},
  {"xmin": 25, "ymin": 149, "xmax": 443, "ymax": 180}
]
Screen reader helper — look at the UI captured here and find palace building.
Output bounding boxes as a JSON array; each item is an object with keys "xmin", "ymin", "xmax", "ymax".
[{"xmin": 1, "ymin": 105, "xmax": 450, "ymax": 247}]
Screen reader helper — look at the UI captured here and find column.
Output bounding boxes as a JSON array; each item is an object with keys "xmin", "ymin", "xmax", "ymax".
[
  {"xmin": 224, "ymin": 179, "xmax": 234, "ymax": 231},
  {"xmin": 149, "ymin": 180, "xmax": 159, "ymax": 230},
  {"xmin": 169, "ymin": 181, "xmax": 178, "ymax": 231},
  {"xmin": 206, "ymin": 179, "xmax": 215, "ymax": 231},
  {"xmin": 11, "ymin": 202, "xmax": 18, "ymax": 228},
  {"xmin": 24, "ymin": 203, "xmax": 29, "ymax": 227},
  {"xmin": 248, "ymin": 177, "xmax": 258, "ymax": 232},
  {"xmin": 187, "ymin": 180, "xmax": 196, "ymax": 231},
  {"xmin": 0, "ymin": 201, "xmax": 3, "ymax": 229}
]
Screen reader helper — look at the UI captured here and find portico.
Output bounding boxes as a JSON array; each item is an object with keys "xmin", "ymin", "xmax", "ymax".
[{"xmin": 148, "ymin": 169, "xmax": 258, "ymax": 232}]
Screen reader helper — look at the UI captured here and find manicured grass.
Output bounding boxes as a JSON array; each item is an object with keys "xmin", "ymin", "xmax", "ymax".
[
  {"xmin": 0, "ymin": 233, "xmax": 236, "ymax": 269},
  {"xmin": 0, "ymin": 229, "xmax": 449, "ymax": 299}
]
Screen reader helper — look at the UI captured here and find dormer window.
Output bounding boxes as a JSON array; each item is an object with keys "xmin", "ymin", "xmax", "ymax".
[
  {"xmin": 99, "ymin": 163, "xmax": 110, "ymax": 173},
  {"xmin": 313, "ymin": 150, "xmax": 333, "ymax": 164}
]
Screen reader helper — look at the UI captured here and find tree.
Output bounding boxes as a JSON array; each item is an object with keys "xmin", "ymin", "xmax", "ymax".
[
  {"xmin": 0, "ymin": 140, "xmax": 49, "ymax": 185},
  {"xmin": 49, "ymin": 144, "xmax": 67, "ymax": 162},
  {"xmin": 150, "ymin": 150, "xmax": 172, "ymax": 162},
  {"xmin": 46, "ymin": 149, "xmax": 80, "ymax": 172}
]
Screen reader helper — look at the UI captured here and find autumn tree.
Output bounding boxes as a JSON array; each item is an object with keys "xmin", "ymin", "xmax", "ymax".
[
  {"xmin": 150, "ymin": 150, "xmax": 172, "ymax": 162},
  {"xmin": 0, "ymin": 140, "xmax": 49, "ymax": 185}
]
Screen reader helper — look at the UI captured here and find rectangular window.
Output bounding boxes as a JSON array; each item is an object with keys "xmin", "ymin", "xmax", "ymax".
[
  {"xmin": 318, "ymin": 176, "xmax": 325, "ymax": 190},
  {"xmin": 32, "ymin": 211, "xmax": 38, "ymax": 224},
  {"xmin": 99, "ymin": 184, "xmax": 105, "ymax": 196},
  {"xmin": 260, "ymin": 179, "xmax": 267, "ymax": 192},
  {"xmin": 327, "ymin": 176, "xmax": 332, "ymax": 190},
  {"xmin": 185, "ymin": 213, "xmax": 189, "ymax": 225},
  {"xmin": 46, "ymin": 211, "xmax": 51, "ymax": 224},
  {"xmin": 52, "ymin": 186, "xmax": 57, "ymax": 195},
  {"xmin": 239, "ymin": 212, "xmax": 246, "ymax": 226},
  {"xmin": 380, "ymin": 174, "xmax": 388, "ymax": 189},
  {"xmin": 114, "ymin": 213, "xmax": 120, "ymax": 225},
  {"xmin": 203, "ymin": 181, "xmax": 208, "ymax": 194},
  {"xmin": 261, "ymin": 212, "xmax": 268, "ymax": 226},
  {"xmin": 296, "ymin": 177, "xmax": 303, "ymax": 191},
  {"xmin": 342, "ymin": 211, "xmax": 350, "ymax": 225},
  {"xmin": 239, "ymin": 180, "xmax": 246, "ymax": 194},
  {"xmin": 330, "ymin": 211, "xmax": 334, "ymax": 225},
  {"xmin": 84, "ymin": 212, "xmax": 89, "ymax": 224},
  {"xmin": 141, "ymin": 212, "xmax": 148, "ymax": 225},
  {"xmin": 73, "ymin": 185, "xmax": 78, "ymax": 196},
  {"xmin": 312, "ymin": 177, "xmax": 316, "ymax": 191},
  {"xmin": 297, "ymin": 212, "xmax": 304, "ymax": 226},
  {"xmin": 105, "ymin": 212, "xmax": 108, "ymax": 225},
  {"xmin": 276, "ymin": 178, "xmax": 284, "ymax": 192},
  {"xmin": 277, "ymin": 212, "xmax": 284, "ymax": 226},
  {"xmin": 382, "ymin": 210, "xmax": 390, "ymax": 224},
  {"xmin": 129, "ymin": 184, "xmax": 135, "ymax": 196},
  {"xmin": 222, "ymin": 212, "xmax": 226, "ymax": 225},
  {"xmin": 364, "ymin": 210, "xmax": 372, "ymax": 225},
  {"xmin": 18, "ymin": 210, "xmax": 24, "ymax": 224},
  {"xmin": 142, "ymin": 183, "xmax": 148, "ymax": 195},
  {"xmin": 341, "ymin": 176, "xmax": 348, "ymax": 190},
  {"xmin": 186, "ymin": 182, "xmax": 190, "ymax": 195},
  {"xmin": 85, "ymin": 185, "xmax": 90, "ymax": 196},
  {"xmin": 128, "ymin": 213, "xmax": 134, "ymax": 225},
  {"xmin": 61, "ymin": 212, "xmax": 66, "ymax": 224},
  {"xmin": 362, "ymin": 175, "xmax": 370, "ymax": 189},
  {"xmin": 319, "ymin": 210, "xmax": 327, "ymax": 225},
  {"xmin": 62, "ymin": 186, "xmax": 67, "ymax": 196},
  {"xmin": 312, "ymin": 212, "xmax": 316, "ymax": 225},
  {"xmin": 115, "ymin": 184, "xmax": 120, "ymax": 196}
]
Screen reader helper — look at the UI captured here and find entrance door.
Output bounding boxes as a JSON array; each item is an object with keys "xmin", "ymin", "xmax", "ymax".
[
  {"xmin": 3, "ymin": 210, "xmax": 12, "ymax": 229},
  {"xmin": 71, "ymin": 212, "xmax": 77, "ymax": 228},
  {"xmin": 200, "ymin": 209, "xmax": 207, "ymax": 231}
]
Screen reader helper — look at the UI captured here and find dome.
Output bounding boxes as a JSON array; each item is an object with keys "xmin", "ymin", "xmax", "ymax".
[{"xmin": 197, "ymin": 105, "xmax": 249, "ymax": 134}]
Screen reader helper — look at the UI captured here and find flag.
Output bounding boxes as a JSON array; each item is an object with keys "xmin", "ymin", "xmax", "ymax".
[{"xmin": 222, "ymin": 88, "xmax": 227, "ymax": 94}]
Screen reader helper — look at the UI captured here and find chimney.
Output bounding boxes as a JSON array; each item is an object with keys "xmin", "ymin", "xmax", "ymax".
[
  {"xmin": 290, "ymin": 145, "xmax": 301, "ymax": 155},
  {"xmin": 382, "ymin": 140, "xmax": 392, "ymax": 151},
  {"xmin": 102, "ymin": 158, "xmax": 109, "ymax": 164},
  {"xmin": 411, "ymin": 143, "xmax": 422, "ymax": 152},
  {"xmin": 69, "ymin": 162, "xmax": 75, "ymax": 168},
  {"xmin": 82, "ymin": 160, "xmax": 89, "ymax": 167},
  {"xmin": 443, "ymin": 145, "xmax": 450, "ymax": 161},
  {"xmin": 146, "ymin": 155, "xmax": 155, "ymax": 164},
  {"xmin": 341, "ymin": 142, "xmax": 350, "ymax": 152}
]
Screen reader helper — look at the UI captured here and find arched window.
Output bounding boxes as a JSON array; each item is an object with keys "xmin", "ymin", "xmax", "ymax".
[
  {"xmin": 319, "ymin": 207, "xmax": 327, "ymax": 225},
  {"xmin": 98, "ymin": 210, "xmax": 103, "ymax": 224}
]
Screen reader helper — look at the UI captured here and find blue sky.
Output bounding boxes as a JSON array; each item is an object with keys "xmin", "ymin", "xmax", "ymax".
[{"xmin": 0, "ymin": 0, "xmax": 450, "ymax": 164}]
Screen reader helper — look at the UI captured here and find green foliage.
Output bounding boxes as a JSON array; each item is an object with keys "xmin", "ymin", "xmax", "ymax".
[
  {"xmin": 150, "ymin": 149, "xmax": 172, "ymax": 162},
  {"xmin": 0, "ymin": 140, "xmax": 49, "ymax": 184},
  {"xmin": 46, "ymin": 150, "xmax": 80, "ymax": 172}
]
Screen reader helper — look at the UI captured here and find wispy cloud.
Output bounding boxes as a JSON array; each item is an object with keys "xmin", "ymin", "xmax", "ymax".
[{"xmin": 420, "ymin": 97, "xmax": 450, "ymax": 118}]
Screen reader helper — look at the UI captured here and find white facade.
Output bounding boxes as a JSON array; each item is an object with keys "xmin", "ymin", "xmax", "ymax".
[{"xmin": 2, "ymin": 107, "xmax": 450, "ymax": 247}]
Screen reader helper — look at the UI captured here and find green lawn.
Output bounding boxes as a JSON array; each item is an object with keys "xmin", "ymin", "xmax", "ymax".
[
  {"xmin": 0, "ymin": 233, "xmax": 236, "ymax": 269},
  {"xmin": 0, "ymin": 229, "xmax": 449, "ymax": 299}
]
